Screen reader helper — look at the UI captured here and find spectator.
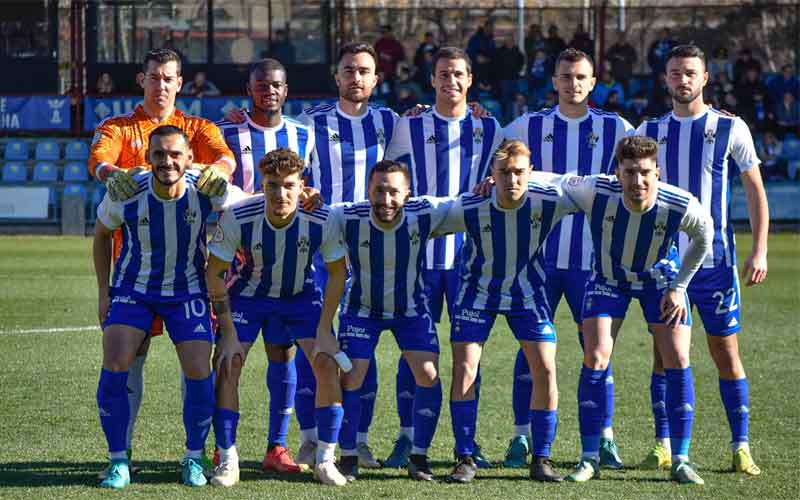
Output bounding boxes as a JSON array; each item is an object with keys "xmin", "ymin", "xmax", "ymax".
[
  {"xmin": 647, "ymin": 28, "xmax": 677, "ymax": 77},
  {"xmin": 471, "ymin": 51, "xmax": 495, "ymax": 100},
  {"xmin": 708, "ymin": 70, "xmax": 735, "ymax": 106},
  {"xmin": 651, "ymin": 72, "xmax": 670, "ymax": 105},
  {"xmin": 604, "ymin": 90, "xmax": 626, "ymax": 114},
  {"xmin": 605, "ymin": 31, "xmax": 637, "ymax": 92},
  {"xmin": 708, "ymin": 47, "xmax": 733, "ymax": 83},
  {"xmin": 511, "ymin": 92, "xmax": 529, "ymax": 119},
  {"xmin": 542, "ymin": 90, "xmax": 557, "ymax": 109},
  {"xmin": 775, "ymin": 91, "xmax": 800, "ymax": 136},
  {"xmin": 748, "ymin": 91, "xmax": 773, "ymax": 133},
  {"xmin": 626, "ymin": 91, "xmax": 650, "ymax": 123},
  {"xmin": 569, "ymin": 23, "xmax": 594, "ymax": 58},
  {"xmin": 466, "ymin": 21, "xmax": 496, "ymax": 65},
  {"xmin": 593, "ymin": 69, "xmax": 625, "ymax": 107},
  {"xmin": 736, "ymin": 67, "xmax": 767, "ymax": 113},
  {"xmin": 96, "ymin": 72, "xmax": 115, "ymax": 94},
  {"xmin": 414, "ymin": 32, "xmax": 438, "ymax": 74},
  {"xmin": 768, "ymin": 64, "xmax": 800, "ymax": 110},
  {"xmin": 723, "ymin": 92, "xmax": 739, "ymax": 115},
  {"xmin": 646, "ymin": 91, "xmax": 672, "ymax": 117},
  {"xmin": 733, "ymin": 48, "xmax": 762, "ymax": 85},
  {"xmin": 524, "ymin": 24, "xmax": 545, "ymax": 63},
  {"xmin": 375, "ymin": 25, "xmax": 406, "ymax": 84},
  {"xmin": 528, "ymin": 48, "xmax": 551, "ymax": 105},
  {"xmin": 495, "ymin": 35, "xmax": 525, "ymax": 124},
  {"xmin": 269, "ymin": 29, "xmax": 295, "ymax": 64},
  {"xmin": 415, "ymin": 45, "xmax": 436, "ymax": 96},
  {"xmin": 395, "ymin": 86, "xmax": 419, "ymax": 115},
  {"xmin": 181, "ymin": 71, "xmax": 221, "ymax": 97},
  {"xmin": 758, "ymin": 131, "xmax": 788, "ymax": 180},
  {"xmin": 543, "ymin": 25, "xmax": 567, "ymax": 64},
  {"xmin": 393, "ymin": 62, "xmax": 422, "ymax": 109}
]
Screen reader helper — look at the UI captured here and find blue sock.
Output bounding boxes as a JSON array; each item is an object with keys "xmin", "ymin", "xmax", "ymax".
[
  {"xmin": 474, "ymin": 364, "xmax": 482, "ymax": 406},
  {"xmin": 412, "ymin": 382, "xmax": 442, "ymax": 451},
  {"xmin": 512, "ymin": 349, "xmax": 532, "ymax": 427},
  {"xmin": 266, "ymin": 360, "xmax": 296, "ymax": 447},
  {"xmin": 603, "ymin": 361, "xmax": 615, "ymax": 431},
  {"xmin": 359, "ymin": 355, "xmax": 378, "ymax": 434},
  {"xmin": 213, "ymin": 408, "xmax": 240, "ymax": 449},
  {"xmin": 396, "ymin": 357, "xmax": 415, "ymax": 428},
  {"xmin": 97, "ymin": 369, "xmax": 130, "ymax": 453},
  {"xmin": 294, "ymin": 348, "xmax": 317, "ymax": 432},
  {"xmin": 719, "ymin": 378, "xmax": 749, "ymax": 444},
  {"xmin": 651, "ymin": 372, "xmax": 669, "ymax": 439},
  {"xmin": 450, "ymin": 399, "xmax": 477, "ymax": 457},
  {"xmin": 316, "ymin": 405, "xmax": 343, "ymax": 444},
  {"xmin": 338, "ymin": 389, "xmax": 361, "ymax": 451},
  {"xmin": 184, "ymin": 375, "xmax": 215, "ymax": 452},
  {"xmin": 666, "ymin": 367, "xmax": 695, "ymax": 458},
  {"xmin": 530, "ymin": 409, "xmax": 558, "ymax": 458},
  {"xmin": 578, "ymin": 365, "xmax": 606, "ymax": 456}
]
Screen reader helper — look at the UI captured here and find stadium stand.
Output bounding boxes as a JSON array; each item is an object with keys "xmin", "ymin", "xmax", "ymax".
[
  {"xmin": 63, "ymin": 162, "xmax": 89, "ymax": 182},
  {"xmin": 3, "ymin": 139, "xmax": 29, "ymax": 161},
  {"xmin": 64, "ymin": 140, "xmax": 89, "ymax": 161},
  {"xmin": 32, "ymin": 162, "xmax": 59, "ymax": 183},
  {"xmin": 35, "ymin": 140, "xmax": 60, "ymax": 161},
  {"xmin": 2, "ymin": 162, "xmax": 27, "ymax": 183}
]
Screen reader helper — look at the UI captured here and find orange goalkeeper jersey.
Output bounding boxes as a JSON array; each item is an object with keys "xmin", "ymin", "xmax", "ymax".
[{"xmin": 88, "ymin": 104, "xmax": 235, "ymax": 178}]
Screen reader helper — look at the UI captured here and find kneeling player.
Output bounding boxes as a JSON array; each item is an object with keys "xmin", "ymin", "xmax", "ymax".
[
  {"xmin": 93, "ymin": 125, "xmax": 241, "ymax": 489},
  {"xmin": 562, "ymin": 136, "xmax": 713, "ymax": 485},
  {"xmin": 205, "ymin": 148, "xmax": 347, "ymax": 486}
]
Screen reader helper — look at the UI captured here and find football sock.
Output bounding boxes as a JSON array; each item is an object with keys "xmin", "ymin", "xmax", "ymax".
[
  {"xmin": 531, "ymin": 409, "xmax": 558, "ymax": 458},
  {"xmin": 666, "ymin": 367, "xmax": 695, "ymax": 461},
  {"xmin": 719, "ymin": 378, "xmax": 750, "ymax": 448},
  {"xmin": 412, "ymin": 381, "xmax": 442, "ymax": 454},
  {"xmin": 97, "ymin": 368, "xmax": 130, "ymax": 454},
  {"xmin": 315, "ymin": 405, "xmax": 343, "ymax": 463},
  {"xmin": 512, "ymin": 349, "xmax": 532, "ymax": 430},
  {"xmin": 396, "ymin": 357, "xmax": 415, "ymax": 430},
  {"xmin": 358, "ymin": 355, "xmax": 378, "ymax": 437},
  {"xmin": 651, "ymin": 372, "xmax": 670, "ymax": 440},
  {"xmin": 266, "ymin": 360, "xmax": 296, "ymax": 447},
  {"xmin": 294, "ymin": 348, "xmax": 317, "ymax": 436},
  {"xmin": 450, "ymin": 399, "xmax": 477, "ymax": 457},
  {"xmin": 126, "ymin": 354, "xmax": 145, "ymax": 449},
  {"xmin": 338, "ymin": 389, "xmax": 361, "ymax": 453},
  {"xmin": 183, "ymin": 375, "xmax": 214, "ymax": 453},
  {"xmin": 213, "ymin": 407, "xmax": 239, "ymax": 450},
  {"xmin": 219, "ymin": 444, "xmax": 238, "ymax": 463},
  {"xmin": 603, "ymin": 361, "xmax": 615, "ymax": 435},
  {"xmin": 578, "ymin": 365, "xmax": 606, "ymax": 459}
]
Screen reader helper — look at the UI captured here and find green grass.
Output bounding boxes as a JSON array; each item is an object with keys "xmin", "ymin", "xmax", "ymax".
[{"xmin": 0, "ymin": 233, "xmax": 798, "ymax": 499}]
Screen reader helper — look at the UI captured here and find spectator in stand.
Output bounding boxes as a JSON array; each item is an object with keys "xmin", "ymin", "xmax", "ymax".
[
  {"xmin": 471, "ymin": 50, "xmax": 495, "ymax": 100},
  {"xmin": 528, "ymin": 48, "xmax": 551, "ymax": 106},
  {"xmin": 748, "ymin": 91, "xmax": 773, "ymax": 133},
  {"xmin": 647, "ymin": 28, "xmax": 677, "ymax": 78},
  {"xmin": 758, "ymin": 131, "xmax": 787, "ymax": 180},
  {"xmin": 768, "ymin": 64, "xmax": 800, "ymax": 110},
  {"xmin": 544, "ymin": 25, "xmax": 567, "ymax": 65},
  {"xmin": 736, "ymin": 67, "xmax": 767, "ymax": 114},
  {"xmin": 466, "ymin": 20, "xmax": 496, "ymax": 65},
  {"xmin": 723, "ymin": 92, "xmax": 739, "ymax": 115},
  {"xmin": 605, "ymin": 31, "xmax": 637, "ymax": 92},
  {"xmin": 568, "ymin": 23, "xmax": 594, "ymax": 59},
  {"xmin": 269, "ymin": 29, "xmax": 295, "ymax": 64},
  {"xmin": 709, "ymin": 70, "xmax": 735, "ymax": 107},
  {"xmin": 651, "ymin": 72, "xmax": 669, "ymax": 105},
  {"xmin": 604, "ymin": 90, "xmax": 626, "ymax": 115},
  {"xmin": 512, "ymin": 92, "xmax": 529, "ymax": 119},
  {"xmin": 542, "ymin": 90, "xmax": 557, "ymax": 109},
  {"xmin": 645, "ymin": 90, "xmax": 672, "ymax": 117},
  {"xmin": 413, "ymin": 31, "xmax": 439, "ymax": 92},
  {"xmin": 181, "ymin": 71, "xmax": 221, "ymax": 97},
  {"xmin": 375, "ymin": 25, "xmax": 406, "ymax": 85},
  {"xmin": 393, "ymin": 61, "xmax": 422, "ymax": 109},
  {"xmin": 96, "ymin": 72, "xmax": 115, "ymax": 94},
  {"xmin": 708, "ymin": 47, "xmax": 734, "ymax": 83},
  {"xmin": 524, "ymin": 24, "xmax": 546, "ymax": 65},
  {"xmin": 626, "ymin": 91, "xmax": 649, "ymax": 123},
  {"xmin": 733, "ymin": 48, "xmax": 762, "ymax": 85},
  {"xmin": 775, "ymin": 91, "xmax": 800, "ymax": 137},
  {"xmin": 593, "ymin": 69, "xmax": 625, "ymax": 108},
  {"xmin": 496, "ymin": 35, "xmax": 525, "ymax": 124}
]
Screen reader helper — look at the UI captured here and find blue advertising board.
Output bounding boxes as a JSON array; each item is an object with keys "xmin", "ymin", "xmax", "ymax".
[{"xmin": 0, "ymin": 96, "xmax": 70, "ymax": 130}]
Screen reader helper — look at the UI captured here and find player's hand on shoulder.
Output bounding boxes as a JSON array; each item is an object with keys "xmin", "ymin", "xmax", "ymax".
[
  {"xmin": 473, "ymin": 176, "xmax": 495, "ymax": 197},
  {"xmin": 718, "ymin": 108, "xmax": 738, "ymax": 118},
  {"xmin": 742, "ymin": 251, "xmax": 768, "ymax": 286},
  {"xmin": 468, "ymin": 101, "xmax": 492, "ymax": 118},
  {"xmin": 224, "ymin": 107, "xmax": 248, "ymax": 124},
  {"xmin": 403, "ymin": 104, "xmax": 430, "ymax": 117},
  {"xmin": 660, "ymin": 288, "xmax": 688, "ymax": 326},
  {"xmin": 300, "ymin": 186, "xmax": 324, "ymax": 210},
  {"xmin": 105, "ymin": 166, "xmax": 144, "ymax": 202},
  {"xmin": 195, "ymin": 164, "xmax": 229, "ymax": 197}
]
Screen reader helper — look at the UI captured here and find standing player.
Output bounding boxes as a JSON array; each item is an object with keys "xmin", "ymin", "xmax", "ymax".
[
  {"xmin": 502, "ymin": 48, "xmax": 632, "ymax": 468},
  {"xmin": 383, "ymin": 46, "xmax": 503, "ymax": 468},
  {"xmin": 216, "ymin": 58, "xmax": 314, "ymax": 474},
  {"xmin": 637, "ymin": 44, "xmax": 768, "ymax": 474},
  {"xmin": 205, "ymin": 149, "xmax": 346, "ymax": 487},
  {"xmin": 563, "ymin": 136, "xmax": 713, "ymax": 485},
  {"xmin": 88, "ymin": 48, "xmax": 235, "ymax": 475},
  {"xmin": 93, "ymin": 125, "xmax": 241, "ymax": 489}
]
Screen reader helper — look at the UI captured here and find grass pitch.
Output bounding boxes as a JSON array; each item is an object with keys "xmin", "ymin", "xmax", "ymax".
[{"xmin": 0, "ymin": 233, "xmax": 797, "ymax": 499}]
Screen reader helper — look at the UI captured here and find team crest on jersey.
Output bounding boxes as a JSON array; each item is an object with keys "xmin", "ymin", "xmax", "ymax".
[
  {"xmin": 530, "ymin": 213, "xmax": 543, "ymax": 228},
  {"xmin": 543, "ymin": 133, "xmax": 554, "ymax": 143},
  {"xmin": 704, "ymin": 129, "xmax": 716, "ymax": 144},
  {"xmin": 329, "ymin": 132, "xmax": 341, "ymax": 143},
  {"xmin": 241, "ymin": 145, "xmax": 252, "ymax": 154},
  {"xmin": 654, "ymin": 222, "xmax": 667, "ymax": 236},
  {"xmin": 376, "ymin": 128, "xmax": 386, "ymax": 146},
  {"xmin": 473, "ymin": 127, "xmax": 484, "ymax": 144},
  {"xmin": 409, "ymin": 230, "xmax": 420, "ymax": 246},
  {"xmin": 658, "ymin": 136, "xmax": 668, "ymax": 145},
  {"xmin": 184, "ymin": 208, "xmax": 197, "ymax": 225},
  {"xmin": 587, "ymin": 132, "xmax": 599, "ymax": 148},
  {"xmin": 426, "ymin": 134, "xmax": 437, "ymax": 144},
  {"xmin": 297, "ymin": 236, "xmax": 311, "ymax": 253},
  {"xmin": 481, "ymin": 224, "xmax": 492, "ymax": 233}
]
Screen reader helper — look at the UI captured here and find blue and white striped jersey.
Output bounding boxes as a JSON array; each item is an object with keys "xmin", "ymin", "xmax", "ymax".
[
  {"xmin": 439, "ymin": 181, "xmax": 576, "ymax": 311},
  {"xmin": 97, "ymin": 170, "xmax": 245, "ymax": 301},
  {"xmin": 384, "ymin": 108, "xmax": 504, "ymax": 270},
  {"xmin": 330, "ymin": 196, "xmax": 454, "ymax": 319},
  {"xmin": 504, "ymin": 106, "xmax": 634, "ymax": 271},
  {"xmin": 563, "ymin": 174, "xmax": 708, "ymax": 290},
  {"xmin": 299, "ymin": 102, "xmax": 399, "ymax": 203},
  {"xmin": 217, "ymin": 114, "xmax": 314, "ymax": 194},
  {"xmin": 208, "ymin": 195, "xmax": 345, "ymax": 299},
  {"xmin": 637, "ymin": 107, "xmax": 760, "ymax": 268}
]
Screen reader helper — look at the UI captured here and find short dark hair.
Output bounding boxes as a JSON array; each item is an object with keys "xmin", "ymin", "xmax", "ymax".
[
  {"xmin": 615, "ymin": 136, "xmax": 658, "ymax": 163},
  {"xmin": 666, "ymin": 44, "xmax": 706, "ymax": 68},
  {"xmin": 337, "ymin": 42, "xmax": 378, "ymax": 67},
  {"xmin": 258, "ymin": 148, "xmax": 305, "ymax": 178},
  {"xmin": 149, "ymin": 125, "xmax": 189, "ymax": 146},
  {"xmin": 367, "ymin": 160, "xmax": 410, "ymax": 186},
  {"xmin": 143, "ymin": 48, "xmax": 182, "ymax": 75},
  {"xmin": 432, "ymin": 46, "xmax": 472, "ymax": 74},
  {"xmin": 249, "ymin": 58, "xmax": 286, "ymax": 78},
  {"xmin": 554, "ymin": 48, "xmax": 594, "ymax": 72}
]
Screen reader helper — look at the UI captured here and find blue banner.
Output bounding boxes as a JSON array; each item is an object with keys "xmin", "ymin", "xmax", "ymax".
[
  {"xmin": 83, "ymin": 96, "xmax": 334, "ymax": 131},
  {"xmin": 0, "ymin": 96, "xmax": 70, "ymax": 130}
]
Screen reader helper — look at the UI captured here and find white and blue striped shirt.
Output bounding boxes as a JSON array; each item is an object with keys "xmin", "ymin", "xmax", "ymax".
[
  {"xmin": 563, "ymin": 174, "xmax": 708, "ymax": 290},
  {"xmin": 637, "ymin": 107, "xmax": 760, "ymax": 268},
  {"xmin": 440, "ymin": 181, "xmax": 575, "ymax": 312},
  {"xmin": 504, "ymin": 106, "xmax": 634, "ymax": 271},
  {"xmin": 97, "ymin": 170, "xmax": 244, "ymax": 300},
  {"xmin": 330, "ymin": 196, "xmax": 454, "ymax": 319},
  {"xmin": 385, "ymin": 108, "xmax": 504, "ymax": 270},
  {"xmin": 299, "ymin": 102, "xmax": 399, "ymax": 203},
  {"xmin": 208, "ymin": 196, "xmax": 345, "ymax": 299},
  {"xmin": 217, "ymin": 114, "xmax": 314, "ymax": 194}
]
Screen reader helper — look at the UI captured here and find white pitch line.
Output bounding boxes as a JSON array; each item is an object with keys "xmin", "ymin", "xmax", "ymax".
[{"xmin": 0, "ymin": 326, "xmax": 99, "ymax": 335}]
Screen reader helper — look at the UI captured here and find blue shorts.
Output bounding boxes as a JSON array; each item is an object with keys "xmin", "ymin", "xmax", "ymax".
[
  {"xmin": 104, "ymin": 292, "xmax": 213, "ymax": 344},
  {"xmin": 543, "ymin": 266, "xmax": 591, "ymax": 325},
  {"xmin": 581, "ymin": 279, "xmax": 692, "ymax": 326},
  {"xmin": 338, "ymin": 314, "xmax": 439, "ymax": 360},
  {"xmin": 687, "ymin": 266, "xmax": 742, "ymax": 336},
  {"xmin": 229, "ymin": 289, "xmax": 321, "ymax": 345},
  {"xmin": 422, "ymin": 268, "xmax": 460, "ymax": 323},
  {"xmin": 451, "ymin": 306, "xmax": 557, "ymax": 343}
]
